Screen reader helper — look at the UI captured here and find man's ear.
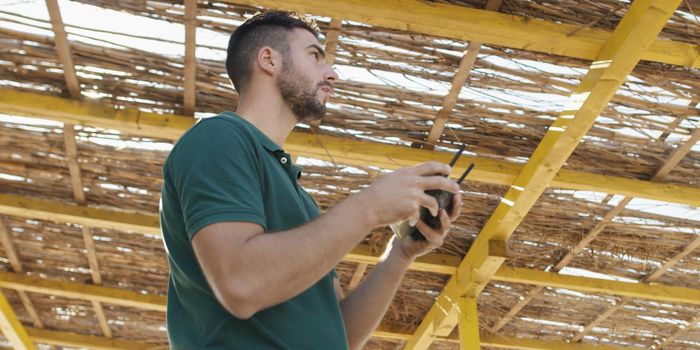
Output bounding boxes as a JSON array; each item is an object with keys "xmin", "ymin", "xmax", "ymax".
[{"xmin": 257, "ymin": 47, "xmax": 280, "ymax": 76}]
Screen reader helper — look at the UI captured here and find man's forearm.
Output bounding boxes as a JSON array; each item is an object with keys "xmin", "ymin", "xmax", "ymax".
[
  {"xmin": 216, "ymin": 195, "xmax": 375, "ymax": 318},
  {"xmin": 339, "ymin": 248, "xmax": 412, "ymax": 350}
]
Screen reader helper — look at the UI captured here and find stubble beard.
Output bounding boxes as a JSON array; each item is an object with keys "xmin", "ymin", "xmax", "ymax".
[{"xmin": 276, "ymin": 58, "xmax": 327, "ymax": 123}]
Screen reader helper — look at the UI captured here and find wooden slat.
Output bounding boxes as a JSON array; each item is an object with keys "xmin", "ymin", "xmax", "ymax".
[
  {"xmin": 404, "ymin": 1, "xmax": 682, "ymax": 348},
  {"xmin": 63, "ymin": 125, "xmax": 85, "ymax": 204},
  {"xmin": 347, "ymin": 263, "xmax": 367, "ymax": 291},
  {"xmin": 91, "ymin": 300, "xmax": 112, "ymax": 339},
  {"xmin": 183, "ymin": 0, "xmax": 197, "ymax": 116},
  {"xmin": 422, "ymin": 0, "xmax": 502, "ymax": 151},
  {"xmin": 2, "ymin": 88, "xmax": 700, "ymax": 207},
  {"xmin": 223, "ymin": 0, "xmax": 700, "ymax": 68},
  {"xmin": 45, "ymin": 0, "xmax": 80, "ymax": 99},
  {"xmin": 655, "ymin": 314, "xmax": 700, "ymax": 349},
  {"xmin": 310, "ymin": 17, "xmax": 342, "ymax": 130},
  {"xmin": 65, "ymin": 124, "xmax": 111, "ymax": 338},
  {"xmin": 0, "ymin": 219, "xmax": 44, "ymax": 329},
  {"xmin": 82, "ymin": 227, "xmax": 102, "ymax": 285}
]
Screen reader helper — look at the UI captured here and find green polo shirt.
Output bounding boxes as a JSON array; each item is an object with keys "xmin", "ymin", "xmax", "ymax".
[{"xmin": 160, "ymin": 112, "xmax": 348, "ymax": 349}]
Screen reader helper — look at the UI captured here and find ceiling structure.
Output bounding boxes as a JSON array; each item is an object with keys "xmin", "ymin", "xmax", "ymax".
[{"xmin": 0, "ymin": 0, "xmax": 699, "ymax": 349}]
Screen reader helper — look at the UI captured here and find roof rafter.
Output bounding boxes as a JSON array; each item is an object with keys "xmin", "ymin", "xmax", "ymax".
[
  {"xmin": 183, "ymin": 0, "xmax": 197, "ymax": 117},
  {"xmin": 420, "ymin": 0, "xmax": 502, "ymax": 151},
  {"xmin": 45, "ymin": 0, "xmax": 80, "ymax": 99},
  {"xmin": 1, "ymin": 88, "xmax": 698, "ymax": 207},
  {"xmin": 224, "ymin": 0, "xmax": 700, "ymax": 69},
  {"xmin": 403, "ymin": 1, "xmax": 683, "ymax": 348}
]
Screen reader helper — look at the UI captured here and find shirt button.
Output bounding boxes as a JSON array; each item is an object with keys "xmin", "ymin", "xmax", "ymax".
[{"xmin": 280, "ymin": 157, "xmax": 288, "ymax": 164}]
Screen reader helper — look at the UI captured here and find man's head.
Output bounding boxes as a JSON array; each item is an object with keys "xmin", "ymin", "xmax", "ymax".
[{"xmin": 226, "ymin": 11, "xmax": 337, "ymax": 121}]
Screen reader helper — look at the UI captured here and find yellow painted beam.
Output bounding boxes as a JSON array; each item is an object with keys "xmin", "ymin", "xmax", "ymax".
[
  {"xmin": 404, "ymin": 1, "xmax": 682, "ymax": 349},
  {"xmin": 224, "ymin": 0, "xmax": 700, "ymax": 68},
  {"xmin": 480, "ymin": 335, "xmax": 626, "ymax": 350},
  {"xmin": 492, "ymin": 266, "xmax": 700, "ymax": 306},
  {"xmin": 0, "ymin": 271, "xmax": 166, "ymax": 312},
  {"xmin": 344, "ymin": 244, "xmax": 461, "ymax": 275},
  {"xmin": 0, "ymin": 291, "xmax": 36, "ymax": 350},
  {"xmin": 458, "ymin": 297, "xmax": 480, "ymax": 350},
  {"xmin": 0, "ymin": 193, "xmax": 161, "ymax": 236},
  {"xmin": 26, "ymin": 327, "xmax": 153, "ymax": 350},
  {"xmin": 25, "ymin": 325, "xmax": 628, "ymax": 350},
  {"xmin": 1, "ymin": 88, "xmax": 699, "ymax": 207},
  {"xmin": 373, "ymin": 323, "xmax": 630, "ymax": 350}
]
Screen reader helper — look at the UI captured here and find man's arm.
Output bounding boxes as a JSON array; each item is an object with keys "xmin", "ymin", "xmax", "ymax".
[
  {"xmin": 337, "ymin": 194, "xmax": 462, "ymax": 350},
  {"xmin": 192, "ymin": 162, "xmax": 460, "ymax": 319}
]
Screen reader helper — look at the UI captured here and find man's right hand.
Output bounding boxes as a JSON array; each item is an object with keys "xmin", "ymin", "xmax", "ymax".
[{"xmin": 355, "ymin": 162, "xmax": 461, "ymax": 229}]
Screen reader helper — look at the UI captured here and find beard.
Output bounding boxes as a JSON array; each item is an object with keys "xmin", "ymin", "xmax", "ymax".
[{"xmin": 276, "ymin": 58, "xmax": 328, "ymax": 122}]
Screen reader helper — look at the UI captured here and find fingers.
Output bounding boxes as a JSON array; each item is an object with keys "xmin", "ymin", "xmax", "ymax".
[
  {"xmin": 414, "ymin": 212, "xmax": 448, "ymax": 247},
  {"xmin": 417, "ymin": 193, "xmax": 439, "ymax": 217},
  {"xmin": 410, "ymin": 161, "xmax": 451, "ymax": 177},
  {"xmin": 449, "ymin": 191, "xmax": 463, "ymax": 221},
  {"xmin": 417, "ymin": 176, "xmax": 460, "ymax": 193}
]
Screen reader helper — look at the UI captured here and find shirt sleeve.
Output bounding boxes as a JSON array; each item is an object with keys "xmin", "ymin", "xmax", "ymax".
[{"xmin": 168, "ymin": 117, "xmax": 267, "ymax": 240}]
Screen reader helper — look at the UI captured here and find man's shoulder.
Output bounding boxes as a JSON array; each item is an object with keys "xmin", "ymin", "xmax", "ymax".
[{"xmin": 165, "ymin": 112, "xmax": 259, "ymax": 170}]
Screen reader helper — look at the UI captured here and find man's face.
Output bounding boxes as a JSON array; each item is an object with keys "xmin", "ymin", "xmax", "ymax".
[{"xmin": 276, "ymin": 28, "xmax": 337, "ymax": 122}]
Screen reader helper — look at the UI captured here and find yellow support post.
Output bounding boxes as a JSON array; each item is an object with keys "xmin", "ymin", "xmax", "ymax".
[
  {"xmin": 403, "ymin": 1, "xmax": 683, "ymax": 348},
  {"xmin": 0, "ymin": 291, "xmax": 36, "ymax": 350},
  {"xmin": 458, "ymin": 297, "xmax": 480, "ymax": 350},
  {"xmin": 1, "ymin": 88, "xmax": 698, "ymax": 207}
]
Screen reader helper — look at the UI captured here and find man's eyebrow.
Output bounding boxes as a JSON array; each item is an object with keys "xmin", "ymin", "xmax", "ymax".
[{"xmin": 306, "ymin": 44, "xmax": 326, "ymax": 58}]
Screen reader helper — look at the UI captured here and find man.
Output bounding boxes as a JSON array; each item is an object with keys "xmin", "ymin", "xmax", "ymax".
[{"xmin": 160, "ymin": 11, "xmax": 462, "ymax": 349}]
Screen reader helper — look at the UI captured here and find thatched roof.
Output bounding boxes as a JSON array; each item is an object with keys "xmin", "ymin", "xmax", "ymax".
[{"xmin": 0, "ymin": 0, "xmax": 699, "ymax": 349}]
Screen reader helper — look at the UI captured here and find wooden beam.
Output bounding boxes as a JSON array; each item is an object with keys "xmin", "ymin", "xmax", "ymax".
[
  {"xmin": 63, "ymin": 125, "xmax": 86, "ymax": 204},
  {"xmin": 23, "ymin": 326, "xmax": 629, "ymax": 350},
  {"xmin": 2, "ymin": 88, "xmax": 699, "ymax": 207},
  {"xmin": 223, "ymin": 0, "xmax": 700, "ymax": 69},
  {"xmin": 655, "ymin": 314, "xmax": 700, "ymax": 349},
  {"xmin": 0, "ymin": 291, "xmax": 36, "ymax": 350},
  {"xmin": 421, "ymin": 0, "xmax": 502, "ymax": 151},
  {"xmin": 0, "ymin": 193, "xmax": 161, "ymax": 236},
  {"xmin": 344, "ymin": 243, "xmax": 460, "ymax": 275},
  {"xmin": 64, "ymin": 124, "xmax": 112, "ymax": 338},
  {"xmin": 492, "ymin": 266, "xmax": 700, "ymax": 306},
  {"xmin": 26, "ymin": 327, "xmax": 152, "ymax": 350},
  {"xmin": 0, "ymin": 271, "xmax": 166, "ymax": 312},
  {"xmin": 323, "ymin": 18, "xmax": 342, "ymax": 66},
  {"xmin": 183, "ymin": 0, "xmax": 197, "ymax": 117},
  {"xmin": 404, "ymin": 1, "xmax": 682, "ymax": 348},
  {"xmin": 0, "ymin": 219, "xmax": 44, "ymax": 329},
  {"xmin": 373, "ymin": 324, "xmax": 630, "ymax": 350},
  {"xmin": 458, "ymin": 297, "xmax": 480, "ymax": 350},
  {"xmin": 45, "ymin": 0, "xmax": 80, "ymax": 99},
  {"xmin": 347, "ymin": 263, "xmax": 367, "ymax": 291},
  {"xmin": 310, "ymin": 17, "xmax": 342, "ymax": 131}
]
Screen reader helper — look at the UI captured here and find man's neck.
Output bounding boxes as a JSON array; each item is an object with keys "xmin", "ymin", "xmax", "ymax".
[{"xmin": 235, "ymin": 97, "xmax": 298, "ymax": 147}]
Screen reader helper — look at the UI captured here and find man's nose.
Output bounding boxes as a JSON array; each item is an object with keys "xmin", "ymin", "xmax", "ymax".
[{"xmin": 324, "ymin": 65, "xmax": 338, "ymax": 83}]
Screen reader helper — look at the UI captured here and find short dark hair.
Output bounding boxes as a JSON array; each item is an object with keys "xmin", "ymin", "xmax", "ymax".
[{"xmin": 226, "ymin": 11, "xmax": 320, "ymax": 95}]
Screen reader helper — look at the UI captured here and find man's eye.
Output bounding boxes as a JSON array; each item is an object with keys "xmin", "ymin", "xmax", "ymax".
[{"xmin": 312, "ymin": 52, "xmax": 319, "ymax": 60}]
